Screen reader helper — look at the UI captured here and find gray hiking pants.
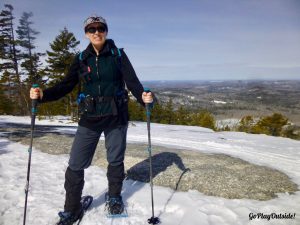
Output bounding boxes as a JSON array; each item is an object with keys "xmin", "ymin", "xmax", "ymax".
[
  {"xmin": 64, "ymin": 124, "xmax": 128, "ymax": 212},
  {"xmin": 68, "ymin": 124, "xmax": 128, "ymax": 171}
]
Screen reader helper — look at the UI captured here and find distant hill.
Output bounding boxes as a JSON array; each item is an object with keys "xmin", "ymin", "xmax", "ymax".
[{"xmin": 141, "ymin": 80, "xmax": 300, "ymax": 125}]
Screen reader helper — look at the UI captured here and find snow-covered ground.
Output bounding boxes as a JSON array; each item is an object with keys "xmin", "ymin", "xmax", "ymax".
[{"xmin": 0, "ymin": 115, "xmax": 299, "ymax": 225}]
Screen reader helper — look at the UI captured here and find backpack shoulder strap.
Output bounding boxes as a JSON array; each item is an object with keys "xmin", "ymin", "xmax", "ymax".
[
  {"xmin": 111, "ymin": 48, "xmax": 128, "ymax": 92},
  {"xmin": 79, "ymin": 51, "xmax": 83, "ymax": 61},
  {"xmin": 79, "ymin": 49, "xmax": 90, "ymax": 61},
  {"xmin": 111, "ymin": 48, "xmax": 123, "ymax": 57},
  {"xmin": 77, "ymin": 50, "xmax": 90, "ymax": 98},
  {"xmin": 111, "ymin": 47, "xmax": 123, "ymax": 70}
]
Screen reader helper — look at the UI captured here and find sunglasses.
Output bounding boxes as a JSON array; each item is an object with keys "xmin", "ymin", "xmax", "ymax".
[{"xmin": 86, "ymin": 26, "xmax": 106, "ymax": 34}]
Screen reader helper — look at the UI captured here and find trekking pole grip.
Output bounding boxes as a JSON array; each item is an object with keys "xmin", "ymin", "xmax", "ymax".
[
  {"xmin": 144, "ymin": 87, "xmax": 151, "ymax": 117},
  {"xmin": 31, "ymin": 84, "xmax": 39, "ymax": 115}
]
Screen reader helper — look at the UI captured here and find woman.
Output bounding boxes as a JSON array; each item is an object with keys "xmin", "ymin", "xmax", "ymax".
[{"xmin": 30, "ymin": 15, "xmax": 153, "ymax": 224}]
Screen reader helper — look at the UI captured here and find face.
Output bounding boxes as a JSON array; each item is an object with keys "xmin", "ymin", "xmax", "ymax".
[{"xmin": 85, "ymin": 22, "xmax": 107, "ymax": 49}]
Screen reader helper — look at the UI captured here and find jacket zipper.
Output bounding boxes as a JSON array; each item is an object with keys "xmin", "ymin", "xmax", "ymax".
[{"xmin": 96, "ymin": 56, "xmax": 101, "ymax": 95}]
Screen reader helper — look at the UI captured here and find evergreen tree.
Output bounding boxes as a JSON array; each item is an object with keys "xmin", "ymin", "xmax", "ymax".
[
  {"xmin": 282, "ymin": 125, "xmax": 300, "ymax": 140},
  {"xmin": 189, "ymin": 112, "xmax": 199, "ymax": 126},
  {"xmin": 238, "ymin": 115, "xmax": 255, "ymax": 133},
  {"xmin": 0, "ymin": 4, "xmax": 24, "ymax": 114},
  {"xmin": 252, "ymin": 113, "xmax": 288, "ymax": 136},
  {"xmin": 0, "ymin": 86, "xmax": 14, "ymax": 114},
  {"xmin": 0, "ymin": 71, "xmax": 14, "ymax": 114},
  {"xmin": 190, "ymin": 110, "xmax": 216, "ymax": 130},
  {"xmin": 0, "ymin": 29, "xmax": 5, "ymax": 59},
  {"xmin": 43, "ymin": 27, "xmax": 80, "ymax": 118},
  {"xmin": 0, "ymin": 70, "xmax": 12, "ymax": 97},
  {"xmin": 0, "ymin": 4, "xmax": 17, "ymax": 70},
  {"xmin": 46, "ymin": 27, "xmax": 79, "ymax": 82},
  {"xmin": 128, "ymin": 98, "xmax": 144, "ymax": 121},
  {"xmin": 16, "ymin": 12, "xmax": 41, "ymax": 84},
  {"xmin": 162, "ymin": 99, "xmax": 175, "ymax": 124},
  {"xmin": 174, "ymin": 105, "xmax": 190, "ymax": 125},
  {"xmin": 198, "ymin": 111, "xmax": 216, "ymax": 130},
  {"xmin": 151, "ymin": 102, "xmax": 164, "ymax": 123}
]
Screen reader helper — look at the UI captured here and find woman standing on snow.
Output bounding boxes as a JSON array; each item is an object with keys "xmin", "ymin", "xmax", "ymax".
[{"xmin": 30, "ymin": 15, "xmax": 153, "ymax": 224}]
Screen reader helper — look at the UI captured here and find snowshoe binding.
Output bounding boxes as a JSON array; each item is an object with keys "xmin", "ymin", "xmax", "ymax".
[
  {"xmin": 56, "ymin": 195, "xmax": 93, "ymax": 225},
  {"xmin": 105, "ymin": 193, "xmax": 128, "ymax": 218}
]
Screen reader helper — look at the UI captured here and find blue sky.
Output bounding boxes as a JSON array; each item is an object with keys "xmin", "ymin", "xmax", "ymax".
[{"xmin": 2, "ymin": 0, "xmax": 300, "ymax": 80}]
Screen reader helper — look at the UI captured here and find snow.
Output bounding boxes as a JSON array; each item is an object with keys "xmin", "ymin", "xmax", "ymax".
[
  {"xmin": 212, "ymin": 100, "xmax": 227, "ymax": 104},
  {"xmin": 0, "ymin": 116, "xmax": 300, "ymax": 225},
  {"xmin": 216, "ymin": 118, "xmax": 240, "ymax": 129}
]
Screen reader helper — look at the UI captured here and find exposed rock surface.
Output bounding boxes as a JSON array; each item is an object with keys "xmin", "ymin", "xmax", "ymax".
[{"xmin": 1, "ymin": 125, "xmax": 298, "ymax": 201}]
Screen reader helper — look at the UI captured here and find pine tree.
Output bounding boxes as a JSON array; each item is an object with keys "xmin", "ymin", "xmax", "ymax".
[
  {"xmin": 151, "ymin": 102, "xmax": 164, "ymax": 123},
  {"xmin": 16, "ymin": 12, "xmax": 41, "ymax": 84},
  {"xmin": 0, "ymin": 4, "xmax": 24, "ymax": 114},
  {"xmin": 175, "ymin": 105, "xmax": 190, "ymax": 125},
  {"xmin": 0, "ymin": 70, "xmax": 12, "ymax": 97},
  {"xmin": 282, "ymin": 125, "xmax": 300, "ymax": 140},
  {"xmin": 0, "ymin": 85, "xmax": 14, "ymax": 114},
  {"xmin": 198, "ymin": 111, "xmax": 216, "ymax": 130},
  {"xmin": 190, "ymin": 110, "xmax": 216, "ymax": 130},
  {"xmin": 43, "ymin": 27, "xmax": 80, "ymax": 118},
  {"xmin": 46, "ymin": 27, "xmax": 79, "ymax": 82},
  {"xmin": 0, "ymin": 70, "xmax": 15, "ymax": 114},
  {"xmin": 0, "ymin": 4, "xmax": 17, "ymax": 70},
  {"xmin": 16, "ymin": 11, "xmax": 44, "ymax": 114},
  {"xmin": 128, "ymin": 98, "xmax": 144, "ymax": 121},
  {"xmin": 238, "ymin": 115, "xmax": 255, "ymax": 133},
  {"xmin": 0, "ymin": 30, "xmax": 5, "ymax": 59},
  {"xmin": 252, "ymin": 113, "xmax": 288, "ymax": 136},
  {"xmin": 163, "ymin": 99, "xmax": 175, "ymax": 124}
]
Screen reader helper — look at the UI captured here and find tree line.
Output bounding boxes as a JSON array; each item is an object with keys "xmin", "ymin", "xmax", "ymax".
[
  {"xmin": 236, "ymin": 113, "xmax": 300, "ymax": 140},
  {"xmin": 0, "ymin": 4, "xmax": 79, "ymax": 117},
  {"xmin": 129, "ymin": 98, "xmax": 216, "ymax": 130}
]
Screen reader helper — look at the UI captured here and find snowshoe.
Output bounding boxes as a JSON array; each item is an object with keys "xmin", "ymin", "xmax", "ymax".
[
  {"xmin": 105, "ymin": 193, "xmax": 128, "ymax": 218},
  {"xmin": 56, "ymin": 211, "xmax": 79, "ymax": 225},
  {"xmin": 56, "ymin": 195, "xmax": 93, "ymax": 225}
]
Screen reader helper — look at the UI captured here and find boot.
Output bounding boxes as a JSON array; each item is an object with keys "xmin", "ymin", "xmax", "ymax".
[
  {"xmin": 56, "ymin": 207, "xmax": 83, "ymax": 225},
  {"xmin": 105, "ymin": 193, "xmax": 125, "ymax": 215}
]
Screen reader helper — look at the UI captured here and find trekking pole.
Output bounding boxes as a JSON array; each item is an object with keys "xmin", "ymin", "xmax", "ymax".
[
  {"xmin": 144, "ymin": 88, "xmax": 160, "ymax": 225},
  {"xmin": 23, "ymin": 84, "xmax": 39, "ymax": 225}
]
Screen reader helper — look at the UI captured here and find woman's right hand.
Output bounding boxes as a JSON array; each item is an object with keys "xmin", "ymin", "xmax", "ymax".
[{"xmin": 30, "ymin": 87, "xmax": 43, "ymax": 100}]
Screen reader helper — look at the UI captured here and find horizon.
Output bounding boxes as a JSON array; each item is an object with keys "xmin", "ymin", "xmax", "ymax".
[
  {"xmin": 142, "ymin": 78, "xmax": 300, "ymax": 82},
  {"xmin": 2, "ymin": 0, "xmax": 300, "ymax": 80}
]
